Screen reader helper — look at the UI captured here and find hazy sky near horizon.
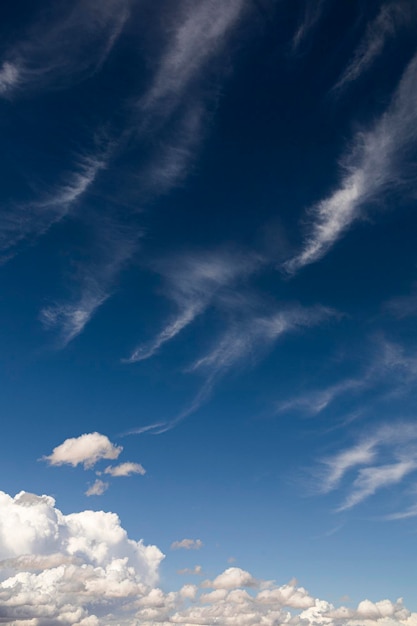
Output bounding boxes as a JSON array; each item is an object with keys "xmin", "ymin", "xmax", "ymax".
[{"xmin": 1, "ymin": 1, "xmax": 417, "ymax": 624}]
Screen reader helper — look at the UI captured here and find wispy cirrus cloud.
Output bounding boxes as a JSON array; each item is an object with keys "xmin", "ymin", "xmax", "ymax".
[
  {"xmin": 291, "ymin": 0, "xmax": 329, "ymax": 53},
  {"xmin": 0, "ymin": 151, "xmax": 107, "ymax": 263},
  {"xmin": 284, "ymin": 51, "xmax": 417, "ymax": 275},
  {"xmin": 40, "ymin": 217, "xmax": 138, "ymax": 346},
  {"xmin": 126, "ymin": 248, "xmax": 262, "ymax": 363},
  {"xmin": 333, "ymin": 0, "xmax": 415, "ymax": 94},
  {"xmin": 318, "ymin": 423, "xmax": 417, "ymax": 512},
  {"xmin": 0, "ymin": 0, "xmax": 130, "ymax": 97}
]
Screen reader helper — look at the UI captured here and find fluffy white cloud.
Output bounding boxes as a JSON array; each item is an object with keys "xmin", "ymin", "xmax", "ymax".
[
  {"xmin": 104, "ymin": 462, "xmax": 146, "ymax": 477},
  {"xmin": 43, "ymin": 432, "xmax": 122, "ymax": 469},
  {"xmin": 171, "ymin": 538, "xmax": 203, "ymax": 550},
  {"xmin": 1, "ymin": 489, "xmax": 416, "ymax": 625}
]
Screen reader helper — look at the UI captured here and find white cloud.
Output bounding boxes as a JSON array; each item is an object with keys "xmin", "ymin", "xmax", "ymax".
[
  {"xmin": 126, "ymin": 248, "xmax": 261, "ymax": 363},
  {"xmin": 104, "ymin": 462, "xmax": 146, "ymax": 477},
  {"xmin": 291, "ymin": 0, "xmax": 328, "ymax": 53},
  {"xmin": 0, "ymin": 0, "xmax": 130, "ymax": 97},
  {"xmin": 40, "ymin": 217, "xmax": 138, "ymax": 346},
  {"xmin": 0, "ymin": 490, "xmax": 164, "ymax": 625},
  {"xmin": 0, "ymin": 492, "xmax": 416, "ymax": 626},
  {"xmin": 284, "ymin": 50, "xmax": 417, "ymax": 274},
  {"xmin": 85, "ymin": 480, "xmax": 109, "ymax": 497},
  {"xmin": 333, "ymin": 1, "xmax": 414, "ymax": 93},
  {"xmin": 43, "ymin": 432, "xmax": 122, "ymax": 469},
  {"xmin": 318, "ymin": 423, "xmax": 417, "ymax": 511},
  {"xmin": 171, "ymin": 539, "xmax": 203, "ymax": 551},
  {"xmin": 0, "ymin": 152, "xmax": 106, "ymax": 264},
  {"xmin": 203, "ymin": 567, "xmax": 258, "ymax": 590},
  {"xmin": 140, "ymin": 0, "xmax": 246, "ymax": 117}
]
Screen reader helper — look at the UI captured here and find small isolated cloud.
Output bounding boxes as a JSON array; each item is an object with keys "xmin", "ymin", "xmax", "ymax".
[
  {"xmin": 170, "ymin": 538, "xmax": 203, "ymax": 551},
  {"xmin": 104, "ymin": 462, "xmax": 146, "ymax": 477},
  {"xmin": 43, "ymin": 432, "xmax": 122, "ymax": 469},
  {"xmin": 85, "ymin": 479, "xmax": 109, "ymax": 497},
  {"xmin": 177, "ymin": 564, "xmax": 202, "ymax": 576}
]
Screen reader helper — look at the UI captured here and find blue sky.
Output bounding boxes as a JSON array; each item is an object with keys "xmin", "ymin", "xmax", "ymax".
[{"xmin": 1, "ymin": 1, "xmax": 417, "ymax": 624}]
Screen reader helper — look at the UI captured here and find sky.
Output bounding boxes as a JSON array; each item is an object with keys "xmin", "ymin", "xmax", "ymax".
[{"xmin": 1, "ymin": 0, "xmax": 417, "ymax": 624}]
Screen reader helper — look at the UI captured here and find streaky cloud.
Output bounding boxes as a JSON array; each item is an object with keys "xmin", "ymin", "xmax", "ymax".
[
  {"xmin": 0, "ymin": 0, "xmax": 130, "ymax": 97},
  {"xmin": 40, "ymin": 218, "xmax": 138, "ymax": 346},
  {"xmin": 318, "ymin": 422, "xmax": 417, "ymax": 511},
  {"xmin": 284, "ymin": 51, "xmax": 417, "ymax": 275},
  {"xmin": 291, "ymin": 0, "xmax": 328, "ymax": 53},
  {"xmin": 0, "ymin": 151, "xmax": 107, "ymax": 263},
  {"xmin": 332, "ymin": 0, "xmax": 414, "ymax": 94},
  {"xmin": 126, "ymin": 249, "xmax": 262, "ymax": 363},
  {"xmin": 140, "ymin": 0, "xmax": 246, "ymax": 117}
]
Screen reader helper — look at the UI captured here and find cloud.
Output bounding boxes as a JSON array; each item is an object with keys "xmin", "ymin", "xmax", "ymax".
[
  {"xmin": 40, "ymin": 217, "xmax": 138, "ymax": 346},
  {"xmin": 291, "ymin": 0, "xmax": 328, "ymax": 53},
  {"xmin": 85, "ymin": 480, "xmax": 109, "ymax": 497},
  {"xmin": 0, "ymin": 151, "xmax": 107, "ymax": 263},
  {"xmin": 203, "ymin": 567, "xmax": 258, "ymax": 590},
  {"xmin": 0, "ymin": 491, "xmax": 416, "ymax": 625},
  {"xmin": 333, "ymin": 1, "xmax": 415, "ymax": 94},
  {"xmin": 177, "ymin": 565, "xmax": 203, "ymax": 576},
  {"xmin": 318, "ymin": 422, "xmax": 417, "ymax": 511},
  {"xmin": 140, "ymin": 0, "xmax": 246, "ymax": 117},
  {"xmin": 0, "ymin": 490, "xmax": 164, "ymax": 624},
  {"xmin": 43, "ymin": 432, "xmax": 122, "ymax": 469},
  {"xmin": 104, "ymin": 462, "xmax": 146, "ymax": 477},
  {"xmin": 0, "ymin": 0, "xmax": 130, "ymax": 97},
  {"xmin": 171, "ymin": 539, "xmax": 203, "ymax": 551},
  {"xmin": 384, "ymin": 284, "xmax": 417, "ymax": 318},
  {"xmin": 126, "ymin": 248, "xmax": 261, "ymax": 363},
  {"xmin": 284, "ymin": 50, "xmax": 417, "ymax": 274}
]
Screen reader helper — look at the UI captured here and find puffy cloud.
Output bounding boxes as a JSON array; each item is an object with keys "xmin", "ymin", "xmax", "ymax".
[
  {"xmin": 104, "ymin": 462, "xmax": 146, "ymax": 477},
  {"xmin": 43, "ymin": 432, "xmax": 122, "ymax": 469},
  {"xmin": 0, "ymin": 490, "xmax": 164, "ymax": 624},
  {"xmin": 203, "ymin": 567, "xmax": 258, "ymax": 590},
  {"xmin": 171, "ymin": 538, "xmax": 203, "ymax": 551},
  {"xmin": 0, "ymin": 492, "xmax": 416, "ymax": 626},
  {"xmin": 85, "ymin": 479, "xmax": 109, "ymax": 497}
]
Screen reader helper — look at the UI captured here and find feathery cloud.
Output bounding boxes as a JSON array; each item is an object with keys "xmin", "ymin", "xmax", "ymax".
[
  {"xmin": 284, "ymin": 51, "xmax": 417, "ymax": 274},
  {"xmin": 127, "ymin": 248, "xmax": 261, "ymax": 363},
  {"xmin": 318, "ymin": 422, "xmax": 417, "ymax": 511},
  {"xmin": 333, "ymin": 1, "xmax": 415, "ymax": 94},
  {"xmin": 0, "ymin": 0, "xmax": 130, "ymax": 97},
  {"xmin": 291, "ymin": 0, "xmax": 328, "ymax": 53},
  {"xmin": 43, "ymin": 432, "xmax": 122, "ymax": 469}
]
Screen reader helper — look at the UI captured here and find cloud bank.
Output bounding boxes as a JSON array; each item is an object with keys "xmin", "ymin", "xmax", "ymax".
[{"xmin": 1, "ymin": 490, "xmax": 416, "ymax": 625}]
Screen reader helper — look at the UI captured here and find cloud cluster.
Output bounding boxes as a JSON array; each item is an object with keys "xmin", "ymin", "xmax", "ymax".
[
  {"xmin": 43, "ymin": 432, "xmax": 147, "ymax": 496},
  {"xmin": 1, "ymin": 490, "xmax": 416, "ymax": 625},
  {"xmin": 171, "ymin": 538, "xmax": 203, "ymax": 551}
]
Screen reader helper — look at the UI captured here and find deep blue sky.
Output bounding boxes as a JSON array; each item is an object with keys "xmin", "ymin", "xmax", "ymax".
[{"xmin": 1, "ymin": 1, "xmax": 417, "ymax": 624}]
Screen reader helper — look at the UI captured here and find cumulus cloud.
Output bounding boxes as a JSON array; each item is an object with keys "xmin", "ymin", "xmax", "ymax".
[
  {"xmin": 0, "ymin": 491, "xmax": 416, "ymax": 626},
  {"xmin": 171, "ymin": 539, "xmax": 203, "ymax": 551},
  {"xmin": 177, "ymin": 564, "xmax": 203, "ymax": 576},
  {"xmin": 0, "ymin": 490, "xmax": 163, "ymax": 625},
  {"xmin": 104, "ymin": 462, "xmax": 146, "ymax": 477},
  {"xmin": 284, "ymin": 50, "xmax": 417, "ymax": 274},
  {"xmin": 43, "ymin": 432, "xmax": 122, "ymax": 469}
]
